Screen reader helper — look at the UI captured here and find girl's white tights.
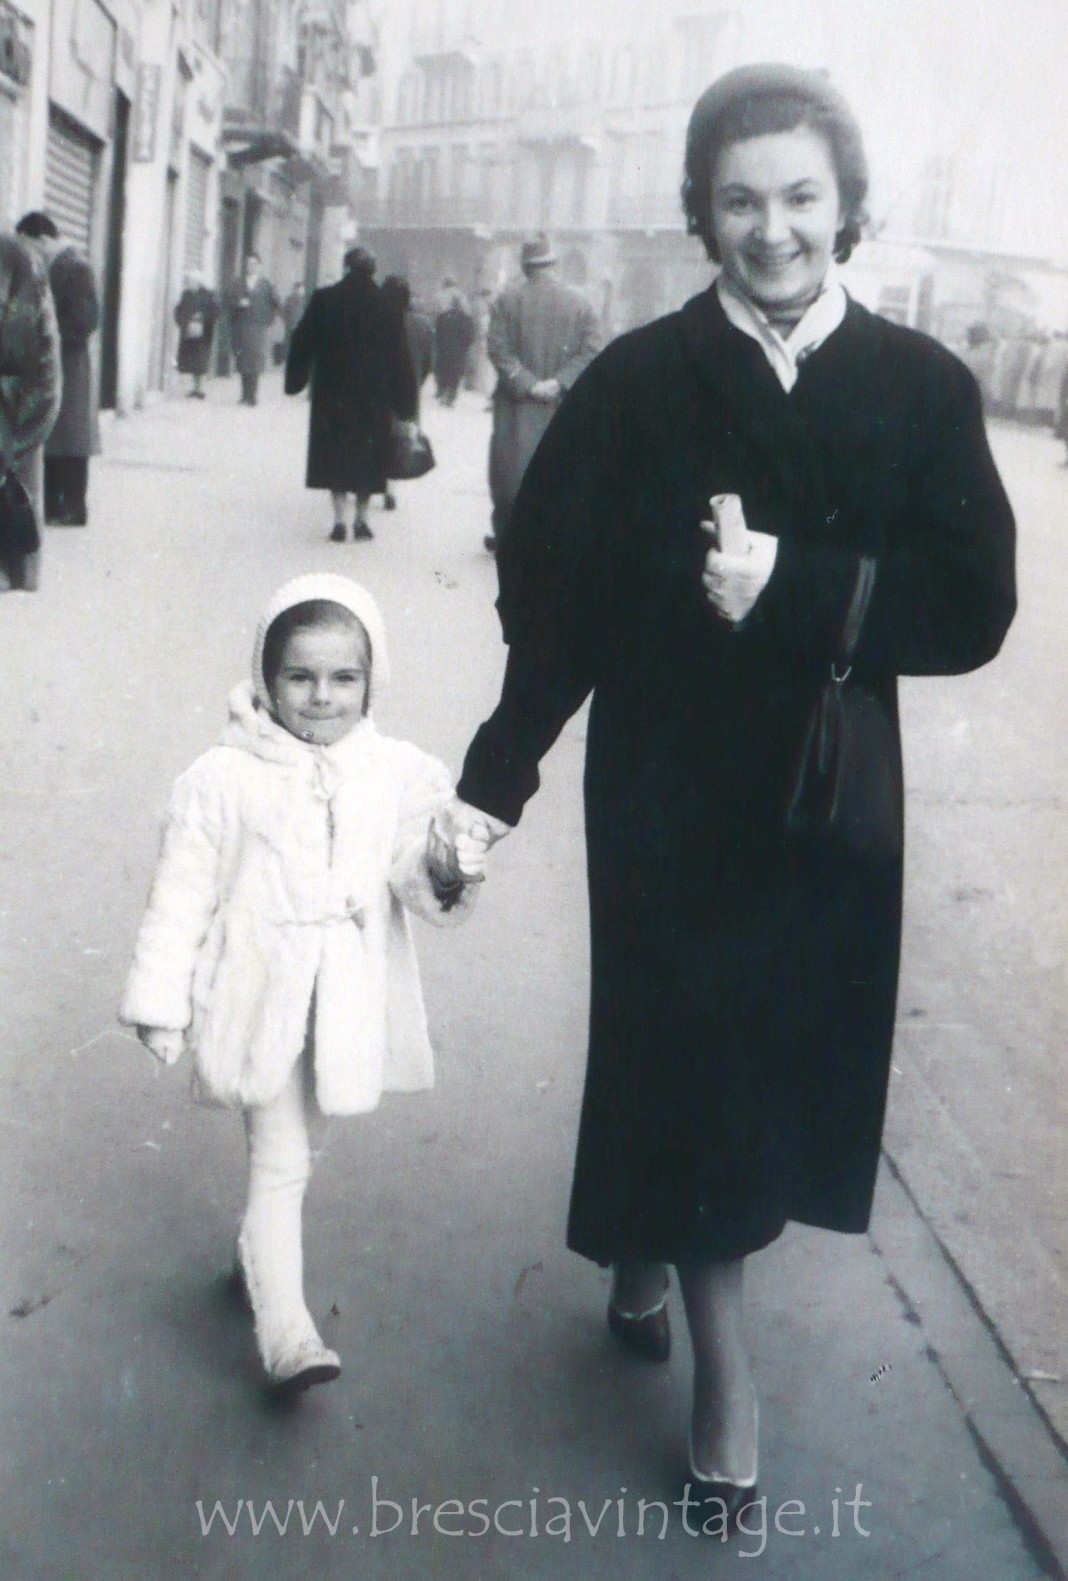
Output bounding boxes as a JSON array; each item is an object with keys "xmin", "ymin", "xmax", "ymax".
[{"xmin": 238, "ymin": 1050, "xmax": 329, "ymax": 1374}]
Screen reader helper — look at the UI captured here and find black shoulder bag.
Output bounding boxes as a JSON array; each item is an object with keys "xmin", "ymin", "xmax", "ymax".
[{"xmin": 785, "ymin": 556, "xmax": 902, "ymax": 862}]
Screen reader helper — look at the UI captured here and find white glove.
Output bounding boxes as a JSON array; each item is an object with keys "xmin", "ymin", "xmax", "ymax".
[
  {"xmin": 700, "ymin": 520, "xmax": 778, "ymax": 626},
  {"xmin": 138, "ymin": 1026, "xmax": 185, "ymax": 1067}
]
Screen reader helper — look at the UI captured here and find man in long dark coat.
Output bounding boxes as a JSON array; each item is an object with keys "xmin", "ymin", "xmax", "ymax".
[
  {"xmin": 433, "ymin": 282, "xmax": 475, "ymax": 405},
  {"xmin": 228, "ymin": 252, "xmax": 279, "ymax": 406},
  {"xmin": 16, "ymin": 211, "xmax": 99, "ymax": 526},
  {"xmin": 484, "ymin": 232, "xmax": 600, "ymax": 552},
  {"xmin": 284, "ymin": 246, "xmax": 417, "ymax": 541}
]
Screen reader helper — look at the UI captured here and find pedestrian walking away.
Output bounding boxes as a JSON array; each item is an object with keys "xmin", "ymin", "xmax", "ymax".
[
  {"xmin": 0, "ymin": 231, "xmax": 61, "ymax": 590},
  {"xmin": 119, "ymin": 574, "xmax": 488, "ymax": 1393},
  {"xmin": 228, "ymin": 252, "xmax": 279, "ymax": 406},
  {"xmin": 443, "ymin": 63, "xmax": 1017, "ymax": 1522},
  {"xmin": 382, "ymin": 275, "xmax": 433, "ymax": 418},
  {"xmin": 485, "ymin": 232, "xmax": 600, "ymax": 553},
  {"xmin": 285, "ymin": 246, "xmax": 419, "ymax": 542},
  {"xmin": 174, "ymin": 271, "xmax": 220, "ymax": 399},
  {"xmin": 277, "ymin": 280, "xmax": 305, "ymax": 366},
  {"xmin": 16, "ymin": 210, "xmax": 99, "ymax": 527},
  {"xmin": 378, "ymin": 274, "xmax": 433, "ymax": 511},
  {"xmin": 433, "ymin": 280, "xmax": 476, "ymax": 406}
]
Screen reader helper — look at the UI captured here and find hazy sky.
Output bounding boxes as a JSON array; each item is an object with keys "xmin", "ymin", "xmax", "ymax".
[{"xmin": 469, "ymin": 0, "xmax": 1068, "ymax": 254}]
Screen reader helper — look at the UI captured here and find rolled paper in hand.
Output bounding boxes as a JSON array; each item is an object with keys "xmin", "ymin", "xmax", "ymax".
[{"xmin": 709, "ymin": 493, "xmax": 750, "ymax": 555}]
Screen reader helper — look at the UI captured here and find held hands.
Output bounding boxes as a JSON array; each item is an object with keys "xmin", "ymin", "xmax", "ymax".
[
  {"xmin": 136, "ymin": 1026, "xmax": 184, "ymax": 1066},
  {"xmin": 530, "ymin": 378, "xmax": 562, "ymax": 403},
  {"xmin": 700, "ymin": 503, "xmax": 778, "ymax": 627},
  {"xmin": 427, "ymin": 796, "xmax": 511, "ymax": 897}
]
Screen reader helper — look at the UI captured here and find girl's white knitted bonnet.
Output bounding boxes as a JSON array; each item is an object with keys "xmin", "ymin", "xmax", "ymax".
[{"xmin": 251, "ymin": 573, "xmax": 391, "ymax": 713}]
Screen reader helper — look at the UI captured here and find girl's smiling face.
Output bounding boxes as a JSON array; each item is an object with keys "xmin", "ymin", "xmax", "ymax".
[
  {"xmin": 269, "ymin": 623, "xmax": 370, "ymax": 746},
  {"xmin": 710, "ymin": 125, "xmax": 843, "ymax": 317}
]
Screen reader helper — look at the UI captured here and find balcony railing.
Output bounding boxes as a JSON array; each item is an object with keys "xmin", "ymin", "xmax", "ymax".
[
  {"xmin": 606, "ymin": 192, "xmax": 685, "ymax": 230},
  {"xmin": 373, "ymin": 195, "xmax": 502, "ymax": 229}
]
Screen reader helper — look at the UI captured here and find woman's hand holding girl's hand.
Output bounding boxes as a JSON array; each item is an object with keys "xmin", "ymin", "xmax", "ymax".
[
  {"xmin": 429, "ymin": 796, "xmax": 510, "ymax": 886},
  {"xmin": 700, "ymin": 521, "xmax": 778, "ymax": 626},
  {"xmin": 137, "ymin": 1026, "xmax": 184, "ymax": 1066}
]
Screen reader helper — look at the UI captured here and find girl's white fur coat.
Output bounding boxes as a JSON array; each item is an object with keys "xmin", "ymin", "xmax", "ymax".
[{"xmin": 121, "ymin": 681, "xmax": 472, "ymax": 1113}]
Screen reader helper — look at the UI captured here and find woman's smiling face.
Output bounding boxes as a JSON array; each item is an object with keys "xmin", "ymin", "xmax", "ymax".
[{"xmin": 710, "ymin": 125, "xmax": 843, "ymax": 316}]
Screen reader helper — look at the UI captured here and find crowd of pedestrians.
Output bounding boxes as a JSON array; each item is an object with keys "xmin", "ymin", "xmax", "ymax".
[{"xmin": 958, "ymin": 324, "xmax": 1068, "ymax": 438}]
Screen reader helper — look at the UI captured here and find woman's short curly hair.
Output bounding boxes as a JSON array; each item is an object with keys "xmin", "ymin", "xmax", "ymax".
[{"xmin": 681, "ymin": 64, "xmax": 869, "ymax": 265}]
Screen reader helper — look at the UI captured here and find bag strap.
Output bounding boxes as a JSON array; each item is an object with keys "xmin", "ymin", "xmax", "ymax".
[
  {"xmin": 831, "ymin": 555, "xmax": 876, "ymax": 683},
  {"xmin": 839, "ymin": 554, "xmax": 877, "ymax": 666}
]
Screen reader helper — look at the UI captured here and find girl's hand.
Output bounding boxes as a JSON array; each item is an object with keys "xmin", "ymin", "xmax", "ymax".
[
  {"xmin": 137, "ymin": 1026, "xmax": 184, "ymax": 1066},
  {"xmin": 700, "ymin": 522, "xmax": 778, "ymax": 625}
]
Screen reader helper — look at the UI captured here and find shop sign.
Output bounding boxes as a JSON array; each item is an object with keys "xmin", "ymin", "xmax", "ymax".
[
  {"xmin": 131, "ymin": 61, "xmax": 160, "ymax": 161},
  {"xmin": 50, "ymin": 0, "xmax": 116, "ymax": 141}
]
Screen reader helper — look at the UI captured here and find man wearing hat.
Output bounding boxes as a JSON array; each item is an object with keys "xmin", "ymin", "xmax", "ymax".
[{"xmin": 485, "ymin": 233, "xmax": 600, "ymax": 552}]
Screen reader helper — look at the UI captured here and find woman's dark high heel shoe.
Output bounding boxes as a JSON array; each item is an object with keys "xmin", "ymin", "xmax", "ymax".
[
  {"xmin": 607, "ymin": 1275, "xmax": 671, "ymax": 1363},
  {"xmin": 687, "ymin": 1471, "xmax": 761, "ymax": 1532},
  {"xmin": 687, "ymin": 1388, "xmax": 759, "ymax": 1531}
]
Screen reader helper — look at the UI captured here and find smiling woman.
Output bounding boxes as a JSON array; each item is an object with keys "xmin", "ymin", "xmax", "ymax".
[
  {"xmin": 452, "ymin": 61, "xmax": 1016, "ymax": 1519},
  {"xmin": 710, "ymin": 129, "xmax": 844, "ymax": 323}
]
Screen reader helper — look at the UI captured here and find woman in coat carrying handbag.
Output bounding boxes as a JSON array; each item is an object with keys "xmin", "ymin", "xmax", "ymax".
[
  {"xmin": 440, "ymin": 65, "xmax": 1017, "ymax": 1518},
  {"xmin": 285, "ymin": 247, "xmax": 419, "ymax": 543}
]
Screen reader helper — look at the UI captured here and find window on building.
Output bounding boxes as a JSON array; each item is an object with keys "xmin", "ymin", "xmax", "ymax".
[
  {"xmin": 425, "ymin": 147, "xmax": 441, "ymax": 210},
  {"xmin": 877, "ymin": 284, "xmax": 912, "ymax": 326},
  {"xmin": 609, "ymin": 46, "xmax": 635, "ymax": 105},
  {"xmin": 398, "ymin": 69, "xmax": 418, "ymax": 125},
  {"xmin": 451, "ymin": 142, "xmax": 468, "ymax": 201},
  {"xmin": 425, "ymin": 67, "xmax": 441, "ymax": 122},
  {"xmin": 548, "ymin": 47, "xmax": 568, "ymax": 108},
  {"xmin": 677, "ymin": 12, "xmax": 729, "ymax": 101},
  {"xmin": 580, "ymin": 44, "xmax": 603, "ymax": 105},
  {"xmin": 456, "ymin": 63, "xmax": 473, "ymax": 119},
  {"xmin": 572, "ymin": 151, "xmax": 590, "ymax": 226},
  {"xmin": 479, "ymin": 142, "xmax": 496, "ymax": 211},
  {"xmin": 915, "ymin": 154, "xmax": 955, "ymax": 240}
]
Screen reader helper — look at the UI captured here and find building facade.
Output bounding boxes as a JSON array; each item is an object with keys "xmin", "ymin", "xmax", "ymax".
[
  {"xmin": 360, "ymin": 0, "xmax": 1068, "ymax": 343},
  {"xmin": 0, "ymin": 0, "xmax": 373, "ymax": 416}
]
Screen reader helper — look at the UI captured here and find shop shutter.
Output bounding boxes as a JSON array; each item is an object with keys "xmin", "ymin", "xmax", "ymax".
[
  {"xmin": 45, "ymin": 110, "xmax": 97, "ymax": 256},
  {"xmin": 183, "ymin": 147, "xmax": 210, "ymax": 275}
]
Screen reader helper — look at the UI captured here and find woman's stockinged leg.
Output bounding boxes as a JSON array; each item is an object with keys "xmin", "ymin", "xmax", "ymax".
[
  {"xmin": 330, "ymin": 491, "xmax": 355, "ymax": 534},
  {"xmin": 677, "ymin": 1258, "xmax": 759, "ymax": 1485},
  {"xmin": 238, "ymin": 1052, "xmax": 329, "ymax": 1375}
]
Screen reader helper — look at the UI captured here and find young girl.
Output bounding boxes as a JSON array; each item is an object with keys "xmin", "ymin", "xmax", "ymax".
[{"xmin": 121, "ymin": 573, "xmax": 487, "ymax": 1392}]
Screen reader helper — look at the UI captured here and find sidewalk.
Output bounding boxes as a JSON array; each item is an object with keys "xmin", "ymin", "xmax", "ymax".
[{"xmin": 1, "ymin": 377, "xmax": 1065, "ymax": 1579}]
